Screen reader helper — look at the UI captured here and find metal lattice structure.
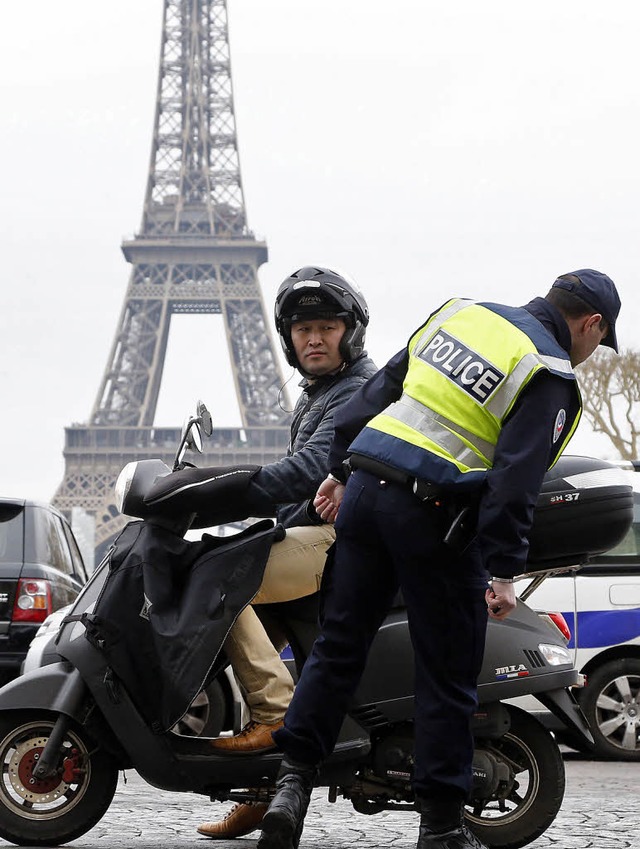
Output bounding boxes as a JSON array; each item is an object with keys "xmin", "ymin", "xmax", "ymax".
[{"xmin": 54, "ymin": 0, "xmax": 291, "ymax": 557}]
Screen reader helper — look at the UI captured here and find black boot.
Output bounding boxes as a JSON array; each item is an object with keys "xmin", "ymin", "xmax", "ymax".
[
  {"xmin": 257, "ymin": 756, "xmax": 317, "ymax": 849},
  {"xmin": 417, "ymin": 797, "xmax": 488, "ymax": 849},
  {"xmin": 417, "ymin": 825, "xmax": 488, "ymax": 849}
]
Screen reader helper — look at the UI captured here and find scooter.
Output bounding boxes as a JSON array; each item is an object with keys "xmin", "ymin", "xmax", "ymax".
[{"xmin": 0, "ymin": 404, "xmax": 632, "ymax": 849}]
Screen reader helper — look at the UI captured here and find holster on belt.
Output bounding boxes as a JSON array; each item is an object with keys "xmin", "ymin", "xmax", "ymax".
[{"xmin": 442, "ymin": 503, "xmax": 477, "ymax": 554}]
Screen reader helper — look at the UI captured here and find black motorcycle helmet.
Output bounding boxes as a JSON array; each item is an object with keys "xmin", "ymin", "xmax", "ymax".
[{"xmin": 274, "ymin": 265, "xmax": 369, "ymax": 373}]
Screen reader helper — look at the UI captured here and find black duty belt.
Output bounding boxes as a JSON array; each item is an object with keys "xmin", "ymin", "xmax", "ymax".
[
  {"xmin": 347, "ymin": 453, "xmax": 441, "ymax": 502},
  {"xmin": 348, "ymin": 453, "xmax": 478, "ymax": 553}
]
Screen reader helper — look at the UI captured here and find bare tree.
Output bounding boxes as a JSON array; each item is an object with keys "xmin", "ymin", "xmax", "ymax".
[{"xmin": 576, "ymin": 348, "xmax": 640, "ymax": 460}]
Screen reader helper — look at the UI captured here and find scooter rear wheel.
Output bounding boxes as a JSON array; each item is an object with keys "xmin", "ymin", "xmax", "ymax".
[
  {"xmin": 0, "ymin": 711, "xmax": 119, "ymax": 847},
  {"xmin": 465, "ymin": 705, "xmax": 564, "ymax": 849}
]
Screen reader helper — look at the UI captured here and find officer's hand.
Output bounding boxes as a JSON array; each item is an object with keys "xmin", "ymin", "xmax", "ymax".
[
  {"xmin": 485, "ymin": 582, "xmax": 517, "ymax": 620},
  {"xmin": 314, "ymin": 477, "xmax": 345, "ymax": 524}
]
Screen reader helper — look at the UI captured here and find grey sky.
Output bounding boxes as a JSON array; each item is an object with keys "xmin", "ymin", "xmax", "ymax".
[{"xmin": 1, "ymin": 0, "xmax": 638, "ymax": 503}]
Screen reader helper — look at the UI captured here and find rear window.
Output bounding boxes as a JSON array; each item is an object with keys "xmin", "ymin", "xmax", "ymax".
[
  {"xmin": 61, "ymin": 522, "xmax": 87, "ymax": 582},
  {"xmin": 24, "ymin": 507, "xmax": 73, "ymax": 574},
  {"xmin": 0, "ymin": 504, "xmax": 24, "ymax": 564}
]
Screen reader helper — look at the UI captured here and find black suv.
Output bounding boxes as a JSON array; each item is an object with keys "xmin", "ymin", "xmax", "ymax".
[{"xmin": 0, "ymin": 498, "xmax": 88, "ymax": 685}]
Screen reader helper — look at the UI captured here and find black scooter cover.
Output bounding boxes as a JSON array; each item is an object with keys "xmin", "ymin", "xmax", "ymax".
[{"xmin": 82, "ymin": 519, "xmax": 279, "ymax": 733}]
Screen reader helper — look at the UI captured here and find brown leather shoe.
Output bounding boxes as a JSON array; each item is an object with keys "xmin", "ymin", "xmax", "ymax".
[
  {"xmin": 210, "ymin": 720, "xmax": 284, "ymax": 754},
  {"xmin": 197, "ymin": 803, "xmax": 267, "ymax": 839}
]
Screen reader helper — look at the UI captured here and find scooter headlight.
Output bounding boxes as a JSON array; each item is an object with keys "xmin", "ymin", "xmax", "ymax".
[
  {"xmin": 538, "ymin": 643, "xmax": 573, "ymax": 666},
  {"xmin": 114, "ymin": 462, "xmax": 138, "ymax": 514}
]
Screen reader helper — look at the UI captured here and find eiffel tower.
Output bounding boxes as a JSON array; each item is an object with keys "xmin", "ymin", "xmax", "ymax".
[{"xmin": 54, "ymin": 0, "xmax": 291, "ymax": 561}]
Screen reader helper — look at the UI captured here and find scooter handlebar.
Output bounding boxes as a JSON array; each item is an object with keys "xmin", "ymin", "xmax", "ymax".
[{"xmin": 143, "ymin": 463, "xmax": 262, "ymax": 528}]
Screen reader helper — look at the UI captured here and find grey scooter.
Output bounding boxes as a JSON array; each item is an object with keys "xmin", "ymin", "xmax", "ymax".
[{"xmin": 0, "ymin": 405, "xmax": 632, "ymax": 849}]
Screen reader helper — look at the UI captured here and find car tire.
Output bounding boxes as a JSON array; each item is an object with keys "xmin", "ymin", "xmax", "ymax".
[{"xmin": 578, "ymin": 657, "xmax": 640, "ymax": 760}]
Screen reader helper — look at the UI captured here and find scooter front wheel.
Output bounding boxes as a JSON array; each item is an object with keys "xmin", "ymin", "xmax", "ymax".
[
  {"xmin": 0, "ymin": 711, "xmax": 119, "ymax": 847},
  {"xmin": 465, "ymin": 705, "xmax": 564, "ymax": 849}
]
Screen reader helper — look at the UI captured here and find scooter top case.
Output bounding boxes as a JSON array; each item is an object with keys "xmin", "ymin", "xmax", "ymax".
[{"xmin": 526, "ymin": 455, "xmax": 634, "ymax": 570}]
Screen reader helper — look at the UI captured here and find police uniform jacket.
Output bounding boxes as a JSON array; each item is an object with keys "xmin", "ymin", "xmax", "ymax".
[
  {"xmin": 328, "ymin": 298, "xmax": 582, "ymax": 579},
  {"xmin": 248, "ymin": 353, "xmax": 378, "ymax": 528}
]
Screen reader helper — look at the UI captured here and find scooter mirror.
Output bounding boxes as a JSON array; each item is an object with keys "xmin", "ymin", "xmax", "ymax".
[
  {"xmin": 184, "ymin": 421, "xmax": 203, "ymax": 454},
  {"xmin": 197, "ymin": 401, "xmax": 213, "ymax": 437},
  {"xmin": 172, "ymin": 402, "xmax": 212, "ymax": 470},
  {"xmin": 173, "ymin": 416, "xmax": 203, "ymax": 470}
]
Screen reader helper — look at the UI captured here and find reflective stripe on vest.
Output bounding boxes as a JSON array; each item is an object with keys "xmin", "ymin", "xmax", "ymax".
[
  {"xmin": 364, "ymin": 299, "xmax": 580, "ymax": 475},
  {"xmin": 381, "ymin": 394, "xmax": 496, "ymax": 467}
]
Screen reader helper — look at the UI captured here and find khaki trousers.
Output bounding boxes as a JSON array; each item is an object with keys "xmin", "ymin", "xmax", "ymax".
[{"xmin": 224, "ymin": 525, "xmax": 335, "ymax": 724}]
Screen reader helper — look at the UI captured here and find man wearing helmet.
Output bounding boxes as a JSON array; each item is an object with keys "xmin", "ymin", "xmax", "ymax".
[{"xmin": 197, "ymin": 266, "xmax": 377, "ymax": 840}]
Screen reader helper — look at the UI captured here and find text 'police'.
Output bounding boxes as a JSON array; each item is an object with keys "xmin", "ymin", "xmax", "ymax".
[{"xmin": 417, "ymin": 330, "xmax": 505, "ymax": 403}]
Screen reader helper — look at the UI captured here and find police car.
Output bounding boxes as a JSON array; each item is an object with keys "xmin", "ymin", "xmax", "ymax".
[{"xmin": 517, "ymin": 463, "xmax": 640, "ymax": 760}]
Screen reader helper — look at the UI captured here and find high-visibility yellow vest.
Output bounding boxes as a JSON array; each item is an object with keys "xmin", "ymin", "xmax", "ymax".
[{"xmin": 349, "ymin": 299, "xmax": 582, "ymax": 489}]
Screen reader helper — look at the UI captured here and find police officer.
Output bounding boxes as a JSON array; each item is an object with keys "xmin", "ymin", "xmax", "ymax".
[{"xmin": 256, "ymin": 269, "xmax": 622, "ymax": 849}]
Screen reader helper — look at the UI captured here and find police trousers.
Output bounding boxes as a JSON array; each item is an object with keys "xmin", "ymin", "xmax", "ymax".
[
  {"xmin": 273, "ymin": 469, "xmax": 488, "ymax": 800},
  {"xmin": 224, "ymin": 524, "xmax": 336, "ymax": 724}
]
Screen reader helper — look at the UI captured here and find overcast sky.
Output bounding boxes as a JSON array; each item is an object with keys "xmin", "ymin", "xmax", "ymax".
[{"xmin": 1, "ymin": 0, "xmax": 639, "ymax": 503}]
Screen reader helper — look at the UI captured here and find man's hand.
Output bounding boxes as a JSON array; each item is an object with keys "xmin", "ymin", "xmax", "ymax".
[
  {"xmin": 485, "ymin": 581, "xmax": 517, "ymax": 620},
  {"xmin": 313, "ymin": 477, "xmax": 345, "ymax": 524}
]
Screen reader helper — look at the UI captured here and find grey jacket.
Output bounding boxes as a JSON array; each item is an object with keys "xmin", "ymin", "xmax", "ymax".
[{"xmin": 248, "ymin": 353, "xmax": 378, "ymax": 528}]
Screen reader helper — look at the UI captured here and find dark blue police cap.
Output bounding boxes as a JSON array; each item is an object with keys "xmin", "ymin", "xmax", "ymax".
[{"xmin": 552, "ymin": 269, "xmax": 621, "ymax": 353}]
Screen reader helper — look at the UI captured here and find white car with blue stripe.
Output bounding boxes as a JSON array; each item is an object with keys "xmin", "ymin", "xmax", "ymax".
[{"xmin": 516, "ymin": 463, "xmax": 640, "ymax": 760}]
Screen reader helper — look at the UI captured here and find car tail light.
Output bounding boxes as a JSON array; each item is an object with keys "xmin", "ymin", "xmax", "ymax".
[{"xmin": 12, "ymin": 579, "xmax": 52, "ymax": 623}]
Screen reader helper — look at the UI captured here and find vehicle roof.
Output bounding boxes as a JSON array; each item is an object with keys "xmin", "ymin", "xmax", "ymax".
[{"xmin": 0, "ymin": 497, "xmax": 67, "ymax": 519}]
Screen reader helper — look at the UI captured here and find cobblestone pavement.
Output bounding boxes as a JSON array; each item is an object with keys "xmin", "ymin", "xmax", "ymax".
[{"xmin": 0, "ymin": 753, "xmax": 636, "ymax": 849}]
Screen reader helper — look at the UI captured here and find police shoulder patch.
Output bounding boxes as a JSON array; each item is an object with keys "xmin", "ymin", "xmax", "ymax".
[{"xmin": 553, "ymin": 409, "xmax": 567, "ymax": 443}]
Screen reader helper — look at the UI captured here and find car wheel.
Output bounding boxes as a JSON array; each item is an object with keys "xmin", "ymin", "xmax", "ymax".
[
  {"xmin": 579, "ymin": 657, "xmax": 640, "ymax": 760},
  {"xmin": 170, "ymin": 677, "xmax": 228, "ymax": 738}
]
